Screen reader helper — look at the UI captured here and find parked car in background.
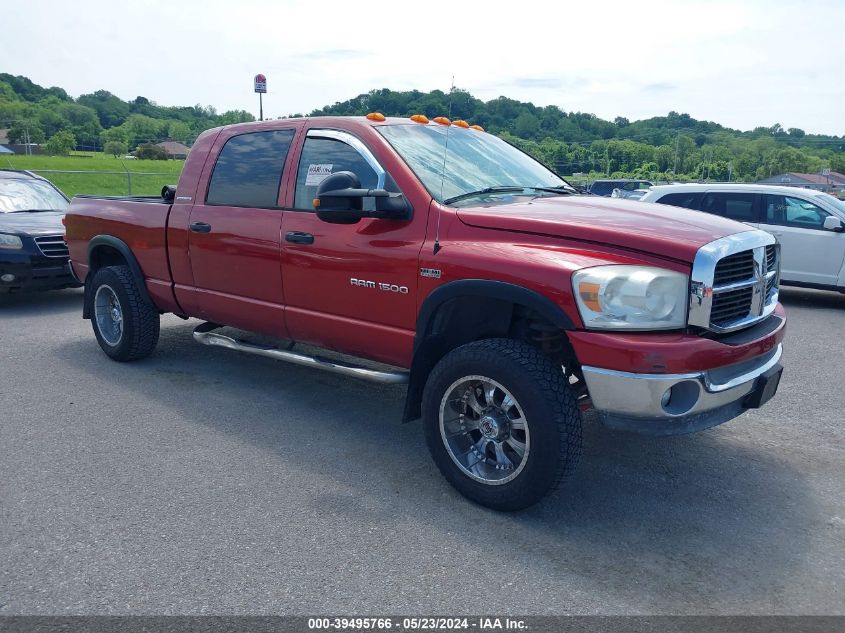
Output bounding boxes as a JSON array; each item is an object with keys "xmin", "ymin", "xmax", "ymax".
[
  {"xmin": 0, "ymin": 170, "xmax": 80, "ymax": 295},
  {"xmin": 641, "ymin": 183, "xmax": 845, "ymax": 293},
  {"xmin": 588, "ymin": 179, "xmax": 653, "ymax": 197},
  {"xmin": 611, "ymin": 186, "xmax": 651, "ymax": 200}
]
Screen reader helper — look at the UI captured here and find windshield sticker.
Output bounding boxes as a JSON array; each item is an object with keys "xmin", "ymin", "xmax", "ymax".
[{"xmin": 305, "ymin": 164, "xmax": 333, "ymax": 186}]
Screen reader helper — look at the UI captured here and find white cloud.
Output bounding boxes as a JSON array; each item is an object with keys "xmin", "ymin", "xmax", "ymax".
[{"xmin": 2, "ymin": 0, "xmax": 843, "ymax": 134}]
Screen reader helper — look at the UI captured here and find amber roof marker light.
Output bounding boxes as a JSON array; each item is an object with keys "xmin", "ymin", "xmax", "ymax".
[
  {"xmin": 453, "ymin": 120, "xmax": 470, "ymax": 128},
  {"xmin": 470, "ymin": 124, "xmax": 485, "ymax": 132},
  {"xmin": 366, "ymin": 112, "xmax": 386, "ymax": 122},
  {"xmin": 410, "ymin": 114, "xmax": 429, "ymax": 124},
  {"xmin": 433, "ymin": 116, "xmax": 451, "ymax": 126}
]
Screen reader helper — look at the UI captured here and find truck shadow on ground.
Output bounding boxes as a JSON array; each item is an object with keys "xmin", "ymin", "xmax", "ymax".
[{"xmin": 56, "ymin": 318, "xmax": 818, "ymax": 607}]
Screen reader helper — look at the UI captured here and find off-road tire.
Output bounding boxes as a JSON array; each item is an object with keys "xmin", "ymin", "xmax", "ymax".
[
  {"xmin": 423, "ymin": 338, "xmax": 582, "ymax": 511},
  {"xmin": 88, "ymin": 265, "xmax": 159, "ymax": 361}
]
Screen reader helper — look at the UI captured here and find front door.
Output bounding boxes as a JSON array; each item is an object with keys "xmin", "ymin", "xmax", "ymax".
[
  {"xmin": 758, "ymin": 193, "xmax": 845, "ymax": 286},
  {"xmin": 280, "ymin": 129, "xmax": 425, "ymax": 367},
  {"xmin": 187, "ymin": 127, "xmax": 297, "ymax": 337}
]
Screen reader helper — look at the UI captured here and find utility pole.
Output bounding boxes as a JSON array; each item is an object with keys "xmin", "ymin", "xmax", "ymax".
[{"xmin": 671, "ymin": 132, "xmax": 680, "ymax": 181}]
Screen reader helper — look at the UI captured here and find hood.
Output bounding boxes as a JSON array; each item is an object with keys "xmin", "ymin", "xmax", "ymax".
[
  {"xmin": 456, "ymin": 195, "xmax": 751, "ymax": 263},
  {"xmin": 0, "ymin": 211, "xmax": 66, "ymax": 237}
]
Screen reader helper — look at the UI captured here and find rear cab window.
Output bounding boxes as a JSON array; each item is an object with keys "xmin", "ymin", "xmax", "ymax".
[{"xmin": 206, "ymin": 129, "xmax": 295, "ymax": 208}]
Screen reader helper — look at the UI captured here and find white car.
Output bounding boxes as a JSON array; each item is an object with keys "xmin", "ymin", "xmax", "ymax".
[{"xmin": 640, "ymin": 183, "xmax": 845, "ymax": 292}]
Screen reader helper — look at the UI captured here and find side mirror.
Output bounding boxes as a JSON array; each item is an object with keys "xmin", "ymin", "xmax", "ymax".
[
  {"xmin": 315, "ymin": 171, "xmax": 411, "ymax": 225},
  {"xmin": 823, "ymin": 216, "xmax": 844, "ymax": 232}
]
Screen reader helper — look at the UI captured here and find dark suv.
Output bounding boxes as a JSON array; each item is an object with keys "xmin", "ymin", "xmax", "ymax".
[
  {"xmin": 588, "ymin": 179, "xmax": 653, "ymax": 197},
  {"xmin": 0, "ymin": 170, "xmax": 80, "ymax": 295}
]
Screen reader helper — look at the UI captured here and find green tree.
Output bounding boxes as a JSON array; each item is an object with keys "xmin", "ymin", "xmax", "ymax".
[
  {"xmin": 104, "ymin": 140, "xmax": 128, "ymax": 157},
  {"xmin": 514, "ymin": 112, "xmax": 540, "ymax": 139},
  {"xmin": 100, "ymin": 126, "xmax": 129, "ymax": 146},
  {"xmin": 78, "ymin": 90, "xmax": 130, "ymax": 128},
  {"xmin": 135, "ymin": 143, "xmax": 167, "ymax": 160},
  {"xmin": 119, "ymin": 114, "xmax": 165, "ymax": 145},
  {"xmin": 166, "ymin": 120, "xmax": 191, "ymax": 142},
  {"xmin": 8, "ymin": 121, "xmax": 45, "ymax": 144},
  {"xmin": 45, "ymin": 130, "xmax": 76, "ymax": 155}
]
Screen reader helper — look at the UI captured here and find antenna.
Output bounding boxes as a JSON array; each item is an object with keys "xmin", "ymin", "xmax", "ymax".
[{"xmin": 433, "ymin": 75, "xmax": 455, "ymax": 255}]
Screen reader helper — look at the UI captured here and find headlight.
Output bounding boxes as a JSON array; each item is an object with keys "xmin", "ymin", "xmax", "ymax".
[
  {"xmin": 0, "ymin": 234, "xmax": 23, "ymax": 250},
  {"xmin": 573, "ymin": 265, "xmax": 689, "ymax": 330}
]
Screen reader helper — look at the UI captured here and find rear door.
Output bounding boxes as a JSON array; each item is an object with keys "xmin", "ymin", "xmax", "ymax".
[
  {"xmin": 187, "ymin": 126, "xmax": 299, "ymax": 337},
  {"xmin": 698, "ymin": 191, "xmax": 762, "ymax": 225},
  {"xmin": 758, "ymin": 193, "xmax": 845, "ymax": 286}
]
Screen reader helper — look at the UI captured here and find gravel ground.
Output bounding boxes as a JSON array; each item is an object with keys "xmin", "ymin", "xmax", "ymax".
[{"xmin": 0, "ymin": 286, "xmax": 843, "ymax": 615}]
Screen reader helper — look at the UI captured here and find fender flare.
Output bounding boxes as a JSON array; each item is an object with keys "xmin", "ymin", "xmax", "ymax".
[
  {"xmin": 414, "ymin": 279, "xmax": 575, "ymax": 345},
  {"xmin": 83, "ymin": 235, "xmax": 155, "ymax": 318},
  {"xmin": 403, "ymin": 279, "xmax": 576, "ymax": 421}
]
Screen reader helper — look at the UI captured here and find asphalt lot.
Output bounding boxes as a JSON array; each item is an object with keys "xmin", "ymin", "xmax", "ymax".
[{"xmin": 1, "ymin": 287, "xmax": 843, "ymax": 615}]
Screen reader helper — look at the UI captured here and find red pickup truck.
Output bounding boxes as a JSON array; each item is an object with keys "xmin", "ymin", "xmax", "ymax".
[{"xmin": 65, "ymin": 115, "xmax": 786, "ymax": 510}]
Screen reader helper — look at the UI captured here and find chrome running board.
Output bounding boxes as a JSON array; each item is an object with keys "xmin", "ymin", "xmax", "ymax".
[{"xmin": 192, "ymin": 323, "xmax": 409, "ymax": 385}]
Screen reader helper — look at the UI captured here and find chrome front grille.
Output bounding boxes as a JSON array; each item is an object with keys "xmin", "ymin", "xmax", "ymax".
[
  {"xmin": 689, "ymin": 232, "xmax": 780, "ymax": 333},
  {"xmin": 710, "ymin": 286, "xmax": 754, "ymax": 328},
  {"xmin": 713, "ymin": 250, "xmax": 755, "ymax": 285},
  {"xmin": 34, "ymin": 235, "xmax": 69, "ymax": 258}
]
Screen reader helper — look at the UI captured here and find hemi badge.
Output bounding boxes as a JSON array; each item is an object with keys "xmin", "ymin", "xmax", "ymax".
[{"xmin": 420, "ymin": 268, "xmax": 441, "ymax": 279}]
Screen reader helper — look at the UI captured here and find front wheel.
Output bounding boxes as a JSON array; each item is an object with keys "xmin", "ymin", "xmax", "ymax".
[
  {"xmin": 87, "ymin": 265, "xmax": 160, "ymax": 361},
  {"xmin": 423, "ymin": 338, "xmax": 582, "ymax": 511}
]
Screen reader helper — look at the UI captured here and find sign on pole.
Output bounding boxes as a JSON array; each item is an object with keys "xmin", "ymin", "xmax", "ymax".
[
  {"xmin": 254, "ymin": 74, "xmax": 266, "ymax": 121},
  {"xmin": 822, "ymin": 168, "xmax": 831, "ymax": 176},
  {"xmin": 254, "ymin": 74, "xmax": 267, "ymax": 93}
]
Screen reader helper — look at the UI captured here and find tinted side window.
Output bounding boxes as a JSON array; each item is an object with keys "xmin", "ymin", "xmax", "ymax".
[
  {"xmin": 700, "ymin": 192, "xmax": 758, "ymax": 222},
  {"xmin": 589, "ymin": 182, "xmax": 614, "ymax": 196},
  {"xmin": 764, "ymin": 194, "xmax": 830, "ymax": 229},
  {"xmin": 294, "ymin": 137, "xmax": 393, "ymax": 211},
  {"xmin": 656, "ymin": 192, "xmax": 699, "ymax": 209},
  {"xmin": 206, "ymin": 129, "xmax": 295, "ymax": 208}
]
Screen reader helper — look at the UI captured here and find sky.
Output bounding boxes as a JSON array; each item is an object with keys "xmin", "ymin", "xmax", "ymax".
[{"xmin": 2, "ymin": 0, "xmax": 844, "ymax": 135}]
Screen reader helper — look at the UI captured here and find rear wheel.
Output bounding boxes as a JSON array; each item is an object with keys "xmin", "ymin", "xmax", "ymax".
[
  {"xmin": 423, "ymin": 338, "xmax": 582, "ymax": 511},
  {"xmin": 88, "ymin": 265, "xmax": 159, "ymax": 361}
]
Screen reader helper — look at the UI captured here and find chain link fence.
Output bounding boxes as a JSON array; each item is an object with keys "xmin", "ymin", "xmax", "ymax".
[{"xmin": 26, "ymin": 169, "xmax": 179, "ymax": 198}]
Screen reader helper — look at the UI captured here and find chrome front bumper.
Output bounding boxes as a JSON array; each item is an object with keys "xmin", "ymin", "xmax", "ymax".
[{"xmin": 582, "ymin": 344, "xmax": 783, "ymax": 435}]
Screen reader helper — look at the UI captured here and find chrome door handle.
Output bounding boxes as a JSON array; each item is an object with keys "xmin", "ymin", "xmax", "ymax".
[{"xmin": 285, "ymin": 231, "xmax": 315, "ymax": 245}]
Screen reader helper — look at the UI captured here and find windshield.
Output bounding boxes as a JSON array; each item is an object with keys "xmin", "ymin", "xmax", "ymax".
[
  {"xmin": 0, "ymin": 177, "xmax": 69, "ymax": 213},
  {"xmin": 377, "ymin": 124, "xmax": 569, "ymax": 204}
]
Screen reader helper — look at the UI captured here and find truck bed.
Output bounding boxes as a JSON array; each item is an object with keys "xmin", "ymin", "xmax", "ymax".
[{"xmin": 65, "ymin": 195, "xmax": 179, "ymax": 314}]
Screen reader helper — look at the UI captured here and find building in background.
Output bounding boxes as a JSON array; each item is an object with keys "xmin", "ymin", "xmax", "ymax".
[
  {"xmin": 154, "ymin": 141, "xmax": 191, "ymax": 159},
  {"xmin": 0, "ymin": 129, "xmax": 15, "ymax": 154},
  {"xmin": 757, "ymin": 171, "xmax": 845, "ymax": 194}
]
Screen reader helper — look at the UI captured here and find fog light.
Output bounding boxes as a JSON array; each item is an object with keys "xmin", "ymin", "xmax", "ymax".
[
  {"xmin": 660, "ymin": 380, "xmax": 701, "ymax": 415},
  {"xmin": 1, "ymin": 273, "xmax": 15, "ymax": 283}
]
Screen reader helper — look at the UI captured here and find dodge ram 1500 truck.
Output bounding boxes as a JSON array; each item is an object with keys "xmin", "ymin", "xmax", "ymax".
[{"xmin": 65, "ymin": 114, "xmax": 786, "ymax": 510}]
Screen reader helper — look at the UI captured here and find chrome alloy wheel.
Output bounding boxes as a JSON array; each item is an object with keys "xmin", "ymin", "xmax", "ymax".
[
  {"xmin": 94, "ymin": 284, "xmax": 123, "ymax": 346},
  {"xmin": 439, "ymin": 375, "xmax": 530, "ymax": 485}
]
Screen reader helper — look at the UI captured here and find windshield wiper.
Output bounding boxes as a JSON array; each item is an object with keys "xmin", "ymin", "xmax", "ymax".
[
  {"xmin": 527, "ymin": 186, "xmax": 575, "ymax": 196},
  {"xmin": 8, "ymin": 209, "xmax": 60, "ymax": 213},
  {"xmin": 443, "ymin": 185, "xmax": 576, "ymax": 205},
  {"xmin": 443, "ymin": 187, "xmax": 533, "ymax": 205}
]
